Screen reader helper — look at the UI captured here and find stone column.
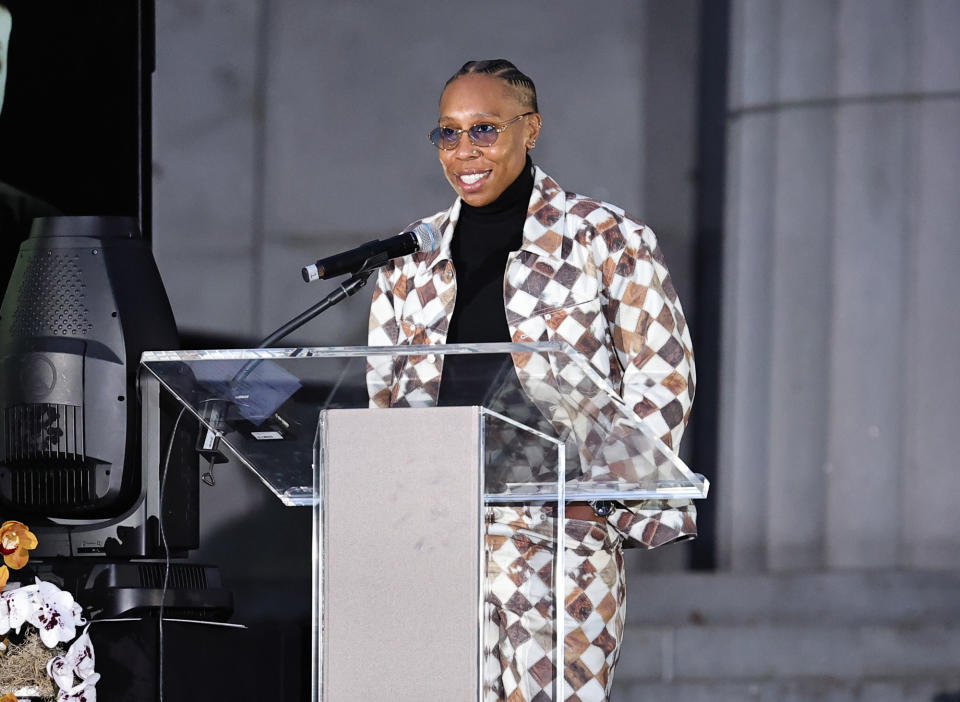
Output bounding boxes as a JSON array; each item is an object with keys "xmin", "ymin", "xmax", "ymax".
[{"xmin": 720, "ymin": 0, "xmax": 960, "ymax": 571}]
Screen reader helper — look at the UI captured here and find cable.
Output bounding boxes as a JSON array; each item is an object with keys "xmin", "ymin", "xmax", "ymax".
[{"xmin": 157, "ymin": 404, "xmax": 186, "ymax": 702}]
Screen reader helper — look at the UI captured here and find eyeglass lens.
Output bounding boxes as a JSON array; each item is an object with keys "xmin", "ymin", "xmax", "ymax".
[{"xmin": 429, "ymin": 123, "xmax": 500, "ymax": 150}]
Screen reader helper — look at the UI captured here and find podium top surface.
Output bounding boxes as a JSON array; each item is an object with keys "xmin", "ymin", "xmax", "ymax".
[{"xmin": 140, "ymin": 342, "xmax": 708, "ymax": 506}]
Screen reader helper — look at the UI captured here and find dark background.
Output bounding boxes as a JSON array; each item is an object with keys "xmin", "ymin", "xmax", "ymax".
[{"xmin": 0, "ymin": 0, "xmax": 150, "ymax": 290}]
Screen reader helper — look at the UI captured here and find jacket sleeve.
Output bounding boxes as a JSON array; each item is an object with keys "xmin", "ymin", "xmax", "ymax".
[
  {"xmin": 596, "ymin": 218, "xmax": 696, "ymax": 450},
  {"xmin": 366, "ymin": 263, "xmax": 403, "ymax": 408},
  {"xmin": 593, "ymin": 213, "xmax": 698, "ymax": 549}
]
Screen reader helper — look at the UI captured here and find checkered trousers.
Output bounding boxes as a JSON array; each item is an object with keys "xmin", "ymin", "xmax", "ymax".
[{"xmin": 485, "ymin": 506, "xmax": 625, "ymax": 702}]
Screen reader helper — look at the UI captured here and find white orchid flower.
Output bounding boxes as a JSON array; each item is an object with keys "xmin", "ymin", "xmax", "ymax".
[
  {"xmin": 0, "ymin": 583, "xmax": 37, "ymax": 633},
  {"xmin": 56, "ymin": 672, "xmax": 100, "ymax": 702},
  {"xmin": 47, "ymin": 625, "xmax": 96, "ymax": 689},
  {"xmin": 1, "ymin": 579, "xmax": 85, "ymax": 644},
  {"xmin": 30, "ymin": 580, "xmax": 86, "ymax": 648},
  {"xmin": 1, "ymin": 579, "xmax": 97, "ymax": 699}
]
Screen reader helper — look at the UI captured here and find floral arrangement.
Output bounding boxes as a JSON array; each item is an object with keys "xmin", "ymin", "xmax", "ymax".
[{"xmin": 0, "ymin": 521, "xmax": 98, "ymax": 702}]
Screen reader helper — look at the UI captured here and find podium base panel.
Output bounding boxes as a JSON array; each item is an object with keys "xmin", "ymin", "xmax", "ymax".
[{"xmin": 320, "ymin": 406, "xmax": 482, "ymax": 701}]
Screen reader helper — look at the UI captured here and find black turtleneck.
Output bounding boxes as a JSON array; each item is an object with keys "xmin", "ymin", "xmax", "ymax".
[
  {"xmin": 446, "ymin": 157, "xmax": 534, "ymax": 343},
  {"xmin": 438, "ymin": 157, "xmax": 535, "ymax": 406}
]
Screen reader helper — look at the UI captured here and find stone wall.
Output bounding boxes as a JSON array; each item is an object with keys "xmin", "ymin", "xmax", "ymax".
[{"xmin": 153, "ymin": 0, "xmax": 699, "ymax": 351}]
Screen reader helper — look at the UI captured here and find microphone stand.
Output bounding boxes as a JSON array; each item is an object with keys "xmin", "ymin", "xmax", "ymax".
[
  {"xmin": 197, "ymin": 265, "xmax": 377, "ymax": 474},
  {"xmin": 256, "ymin": 267, "xmax": 375, "ymax": 349}
]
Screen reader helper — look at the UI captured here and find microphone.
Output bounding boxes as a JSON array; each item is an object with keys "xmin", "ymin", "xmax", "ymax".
[{"xmin": 302, "ymin": 222, "xmax": 441, "ymax": 282}]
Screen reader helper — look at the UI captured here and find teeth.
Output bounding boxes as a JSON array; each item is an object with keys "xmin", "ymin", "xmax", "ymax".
[{"xmin": 459, "ymin": 172, "xmax": 487, "ymax": 184}]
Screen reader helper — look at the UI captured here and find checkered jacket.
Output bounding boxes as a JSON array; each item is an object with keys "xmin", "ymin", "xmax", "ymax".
[{"xmin": 367, "ymin": 166, "xmax": 697, "ymax": 549}]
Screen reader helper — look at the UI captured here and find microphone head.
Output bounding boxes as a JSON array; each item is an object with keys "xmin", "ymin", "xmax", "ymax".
[{"xmin": 410, "ymin": 222, "xmax": 441, "ymax": 253}]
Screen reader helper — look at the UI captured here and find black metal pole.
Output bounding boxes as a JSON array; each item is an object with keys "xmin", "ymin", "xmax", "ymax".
[
  {"xmin": 256, "ymin": 268, "xmax": 373, "ymax": 349},
  {"xmin": 689, "ymin": 0, "xmax": 731, "ymax": 570}
]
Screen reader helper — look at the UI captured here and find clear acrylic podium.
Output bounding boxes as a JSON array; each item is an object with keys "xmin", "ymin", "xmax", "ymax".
[{"xmin": 139, "ymin": 341, "xmax": 708, "ymax": 701}]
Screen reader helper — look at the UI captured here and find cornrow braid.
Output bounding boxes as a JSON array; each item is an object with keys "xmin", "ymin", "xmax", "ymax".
[{"xmin": 443, "ymin": 59, "xmax": 539, "ymax": 113}]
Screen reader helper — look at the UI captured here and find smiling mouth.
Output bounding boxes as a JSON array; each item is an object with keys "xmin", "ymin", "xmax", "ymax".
[{"xmin": 458, "ymin": 170, "xmax": 491, "ymax": 186}]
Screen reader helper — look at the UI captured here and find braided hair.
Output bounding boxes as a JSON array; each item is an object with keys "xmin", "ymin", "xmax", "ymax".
[{"xmin": 443, "ymin": 59, "xmax": 539, "ymax": 113}]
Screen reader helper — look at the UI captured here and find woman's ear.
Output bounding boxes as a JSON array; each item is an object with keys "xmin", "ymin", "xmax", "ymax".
[{"xmin": 526, "ymin": 114, "xmax": 542, "ymax": 150}]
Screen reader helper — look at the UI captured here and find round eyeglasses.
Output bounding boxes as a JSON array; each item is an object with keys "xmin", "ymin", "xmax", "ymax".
[{"xmin": 428, "ymin": 112, "xmax": 535, "ymax": 150}]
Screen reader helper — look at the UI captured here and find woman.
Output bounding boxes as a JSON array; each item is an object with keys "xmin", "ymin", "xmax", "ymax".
[{"xmin": 368, "ymin": 59, "xmax": 696, "ymax": 701}]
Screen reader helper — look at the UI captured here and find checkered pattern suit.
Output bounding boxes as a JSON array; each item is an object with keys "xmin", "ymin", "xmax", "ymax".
[
  {"xmin": 367, "ymin": 166, "xmax": 697, "ymax": 549},
  {"xmin": 485, "ymin": 506, "xmax": 626, "ymax": 702}
]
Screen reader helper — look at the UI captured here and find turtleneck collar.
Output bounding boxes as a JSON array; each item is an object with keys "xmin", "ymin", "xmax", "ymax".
[{"xmin": 459, "ymin": 155, "xmax": 535, "ymax": 220}]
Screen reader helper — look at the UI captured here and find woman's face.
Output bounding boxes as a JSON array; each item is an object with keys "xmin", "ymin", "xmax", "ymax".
[{"xmin": 436, "ymin": 73, "xmax": 541, "ymax": 207}]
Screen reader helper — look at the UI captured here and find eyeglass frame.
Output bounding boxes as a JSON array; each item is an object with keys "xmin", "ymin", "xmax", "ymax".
[{"xmin": 428, "ymin": 111, "xmax": 536, "ymax": 150}]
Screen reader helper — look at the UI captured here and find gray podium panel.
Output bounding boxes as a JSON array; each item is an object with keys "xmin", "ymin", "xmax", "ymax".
[{"xmin": 317, "ymin": 407, "xmax": 483, "ymax": 701}]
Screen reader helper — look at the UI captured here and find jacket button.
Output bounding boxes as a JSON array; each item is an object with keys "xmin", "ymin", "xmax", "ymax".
[
  {"xmin": 545, "ymin": 314, "xmax": 552, "ymax": 320},
  {"xmin": 426, "ymin": 354, "xmax": 436, "ymax": 363}
]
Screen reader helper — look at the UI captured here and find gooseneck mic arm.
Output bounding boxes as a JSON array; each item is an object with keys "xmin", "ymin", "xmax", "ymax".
[
  {"xmin": 263, "ymin": 222, "xmax": 441, "ymax": 345},
  {"xmin": 253, "ymin": 222, "xmax": 440, "ymax": 349},
  {"xmin": 197, "ymin": 222, "xmax": 440, "ymax": 469},
  {"xmin": 257, "ymin": 267, "xmax": 374, "ymax": 348},
  {"xmin": 197, "ymin": 267, "xmax": 375, "ymax": 468}
]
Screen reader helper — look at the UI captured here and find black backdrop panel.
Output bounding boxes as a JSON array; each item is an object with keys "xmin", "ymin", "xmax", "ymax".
[{"xmin": 0, "ymin": 0, "xmax": 152, "ymax": 288}]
